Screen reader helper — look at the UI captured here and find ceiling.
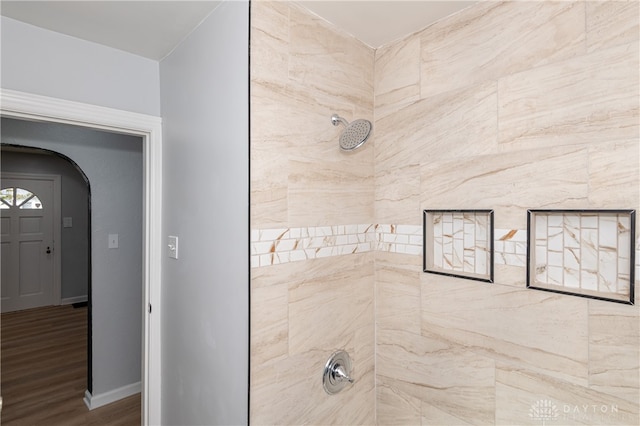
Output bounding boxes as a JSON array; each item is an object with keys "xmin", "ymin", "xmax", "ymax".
[
  {"xmin": 301, "ymin": 1, "xmax": 475, "ymax": 48},
  {"xmin": 0, "ymin": 0, "xmax": 475, "ymax": 60}
]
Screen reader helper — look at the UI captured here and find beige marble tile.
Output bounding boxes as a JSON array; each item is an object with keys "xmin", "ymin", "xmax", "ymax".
[
  {"xmin": 286, "ymin": 104, "xmax": 374, "ymax": 228},
  {"xmin": 421, "ymin": 274, "xmax": 589, "ymax": 384},
  {"xmin": 292, "ymin": 107, "xmax": 373, "ymax": 156},
  {"xmin": 375, "ymin": 164, "xmax": 421, "ymax": 225},
  {"xmin": 268, "ymin": 81, "xmax": 359, "ymax": 150},
  {"xmin": 588, "ymin": 139, "xmax": 640, "ymax": 208},
  {"xmin": 251, "ymin": 251, "xmax": 373, "ymax": 378},
  {"xmin": 250, "ymin": 128, "xmax": 288, "ymax": 227},
  {"xmin": 378, "ymin": 374, "xmax": 488, "ymax": 425},
  {"xmin": 249, "ymin": 258, "xmax": 299, "ymax": 374},
  {"xmin": 587, "ymin": 0, "xmax": 640, "ymax": 53},
  {"xmin": 496, "ymin": 364, "xmax": 639, "ymax": 425},
  {"xmin": 250, "ymin": 349, "xmax": 320, "ymax": 425},
  {"xmin": 251, "ymin": 347, "xmax": 374, "ymax": 425},
  {"xmin": 288, "ymin": 253, "xmax": 374, "ymax": 355},
  {"xmin": 250, "ymin": 0, "xmax": 289, "ymax": 84},
  {"xmin": 354, "ymin": 323, "xmax": 375, "ymax": 390},
  {"xmin": 250, "ymin": 186, "xmax": 288, "ymax": 229},
  {"xmin": 377, "ymin": 329, "xmax": 495, "ymax": 424},
  {"xmin": 375, "ymin": 252, "xmax": 422, "ymax": 335},
  {"xmin": 288, "ymin": 154, "xmax": 374, "ymax": 227},
  {"xmin": 251, "ymin": 250, "xmax": 305, "ymax": 289},
  {"xmin": 279, "ymin": 65, "xmax": 374, "ymax": 227},
  {"xmin": 288, "ymin": 3, "xmax": 374, "ymax": 108},
  {"xmin": 494, "ymin": 264, "xmax": 527, "ymax": 289},
  {"xmin": 250, "ymin": 0, "xmax": 376, "ymax": 230},
  {"xmin": 376, "ymin": 376, "xmax": 422, "ymax": 425},
  {"xmin": 252, "ymin": 81, "xmax": 375, "ymax": 228},
  {"xmin": 420, "ymin": 1, "xmax": 585, "ymax": 98},
  {"xmin": 250, "ymin": 81, "xmax": 297, "ymax": 144},
  {"xmin": 353, "ymin": 277, "xmax": 375, "ymax": 393},
  {"xmin": 329, "ymin": 350, "xmax": 375, "ymax": 424},
  {"xmin": 374, "ymin": 33, "xmax": 421, "ymax": 120},
  {"xmin": 422, "ymin": 401, "xmax": 474, "ymax": 425},
  {"xmin": 420, "ymin": 145, "xmax": 589, "ymax": 230},
  {"xmin": 588, "ymin": 300, "xmax": 640, "ymax": 405},
  {"xmin": 375, "ymin": 81, "xmax": 498, "ymax": 172},
  {"xmin": 250, "ymin": 79, "xmax": 291, "ymax": 227},
  {"xmin": 253, "ymin": 250, "xmax": 373, "ymax": 286},
  {"xmin": 498, "ymin": 42, "xmax": 639, "ymax": 149},
  {"xmin": 372, "ymin": 100, "xmax": 419, "ymax": 173},
  {"xmin": 250, "ymin": 282, "xmax": 288, "ymax": 365},
  {"xmin": 251, "ymin": 253, "xmax": 375, "ymax": 424}
]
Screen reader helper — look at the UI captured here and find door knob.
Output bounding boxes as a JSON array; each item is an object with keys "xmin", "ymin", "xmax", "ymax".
[{"xmin": 46, "ymin": 246, "xmax": 51, "ymax": 254}]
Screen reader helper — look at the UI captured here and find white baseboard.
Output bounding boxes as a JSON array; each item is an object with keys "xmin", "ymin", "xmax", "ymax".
[
  {"xmin": 61, "ymin": 295, "xmax": 88, "ymax": 305},
  {"xmin": 84, "ymin": 381, "xmax": 141, "ymax": 410}
]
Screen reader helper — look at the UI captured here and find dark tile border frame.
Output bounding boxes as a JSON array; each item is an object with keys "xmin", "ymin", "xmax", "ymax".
[
  {"xmin": 526, "ymin": 209, "xmax": 636, "ymax": 305},
  {"xmin": 423, "ymin": 209, "xmax": 494, "ymax": 283}
]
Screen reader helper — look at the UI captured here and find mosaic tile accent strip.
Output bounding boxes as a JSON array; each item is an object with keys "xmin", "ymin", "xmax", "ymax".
[
  {"xmin": 494, "ymin": 229, "xmax": 528, "ymax": 267},
  {"xmin": 251, "ymin": 225, "xmax": 375, "ymax": 268},
  {"xmin": 423, "ymin": 210, "xmax": 494, "ymax": 282},
  {"xmin": 376, "ymin": 224, "xmax": 423, "ymax": 256},
  {"xmin": 251, "ymin": 224, "xmax": 423, "ymax": 267},
  {"xmin": 527, "ymin": 210, "xmax": 636, "ymax": 304}
]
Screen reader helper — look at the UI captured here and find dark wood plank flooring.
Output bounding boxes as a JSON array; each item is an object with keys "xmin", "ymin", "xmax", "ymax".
[{"xmin": 1, "ymin": 305, "xmax": 141, "ymax": 425}]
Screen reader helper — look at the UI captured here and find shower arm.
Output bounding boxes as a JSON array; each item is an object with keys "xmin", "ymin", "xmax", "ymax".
[{"xmin": 331, "ymin": 114, "xmax": 349, "ymax": 127}]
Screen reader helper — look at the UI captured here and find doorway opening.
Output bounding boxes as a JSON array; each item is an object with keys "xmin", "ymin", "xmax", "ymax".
[
  {"xmin": 1, "ymin": 118, "xmax": 143, "ymax": 411},
  {"xmin": 0, "ymin": 89, "xmax": 162, "ymax": 424}
]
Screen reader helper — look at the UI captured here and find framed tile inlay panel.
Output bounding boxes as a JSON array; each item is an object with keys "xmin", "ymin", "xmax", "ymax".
[
  {"xmin": 527, "ymin": 209, "xmax": 636, "ymax": 304},
  {"xmin": 423, "ymin": 210, "xmax": 494, "ymax": 282}
]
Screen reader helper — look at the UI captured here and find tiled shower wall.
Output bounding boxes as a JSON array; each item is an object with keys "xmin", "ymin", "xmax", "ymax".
[
  {"xmin": 250, "ymin": 1, "xmax": 375, "ymax": 423},
  {"xmin": 375, "ymin": 1, "xmax": 639, "ymax": 424},
  {"xmin": 251, "ymin": 0, "xmax": 639, "ymax": 425}
]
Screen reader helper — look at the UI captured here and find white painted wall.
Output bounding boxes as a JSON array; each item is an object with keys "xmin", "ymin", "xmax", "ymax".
[
  {"xmin": 159, "ymin": 1, "xmax": 249, "ymax": 424},
  {"xmin": 0, "ymin": 16, "xmax": 160, "ymax": 116},
  {"xmin": 0, "ymin": 117, "xmax": 143, "ymax": 396},
  {"xmin": 1, "ymin": 148, "xmax": 90, "ymax": 301}
]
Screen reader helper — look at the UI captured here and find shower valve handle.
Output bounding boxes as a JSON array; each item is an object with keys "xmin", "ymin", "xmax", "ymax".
[
  {"xmin": 333, "ymin": 364, "xmax": 354, "ymax": 383},
  {"xmin": 323, "ymin": 350, "xmax": 354, "ymax": 394}
]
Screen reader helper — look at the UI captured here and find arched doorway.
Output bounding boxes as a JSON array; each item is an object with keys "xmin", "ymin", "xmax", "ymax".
[{"xmin": 1, "ymin": 143, "xmax": 95, "ymax": 399}]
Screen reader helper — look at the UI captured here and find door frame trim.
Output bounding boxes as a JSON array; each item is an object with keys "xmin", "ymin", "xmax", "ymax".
[
  {"xmin": 0, "ymin": 172, "xmax": 62, "ymax": 309},
  {"xmin": 0, "ymin": 88, "xmax": 162, "ymax": 425}
]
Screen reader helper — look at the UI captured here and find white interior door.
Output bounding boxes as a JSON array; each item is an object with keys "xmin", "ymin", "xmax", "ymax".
[{"xmin": 1, "ymin": 175, "xmax": 58, "ymax": 313}]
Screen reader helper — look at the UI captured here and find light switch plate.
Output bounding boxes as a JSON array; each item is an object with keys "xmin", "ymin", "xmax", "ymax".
[
  {"xmin": 63, "ymin": 217, "xmax": 73, "ymax": 228},
  {"xmin": 108, "ymin": 234, "xmax": 119, "ymax": 249},
  {"xmin": 168, "ymin": 236, "xmax": 178, "ymax": 259}
]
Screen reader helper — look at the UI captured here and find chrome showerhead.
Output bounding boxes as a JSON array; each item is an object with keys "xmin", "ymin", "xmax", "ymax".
[{"xmin": 331, "ymin": 113, "xmax": 372, "ymax": 151}]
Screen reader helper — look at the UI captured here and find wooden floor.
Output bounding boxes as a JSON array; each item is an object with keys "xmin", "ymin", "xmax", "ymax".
[{"xmin": 1, "ymin": 305, "xmax": 141, "ymax": 425}]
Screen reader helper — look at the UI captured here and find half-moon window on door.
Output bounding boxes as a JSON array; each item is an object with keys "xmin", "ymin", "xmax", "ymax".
[{"xmin": 0, "ymin": 187, "xmax": 43, "ymax": 209}]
